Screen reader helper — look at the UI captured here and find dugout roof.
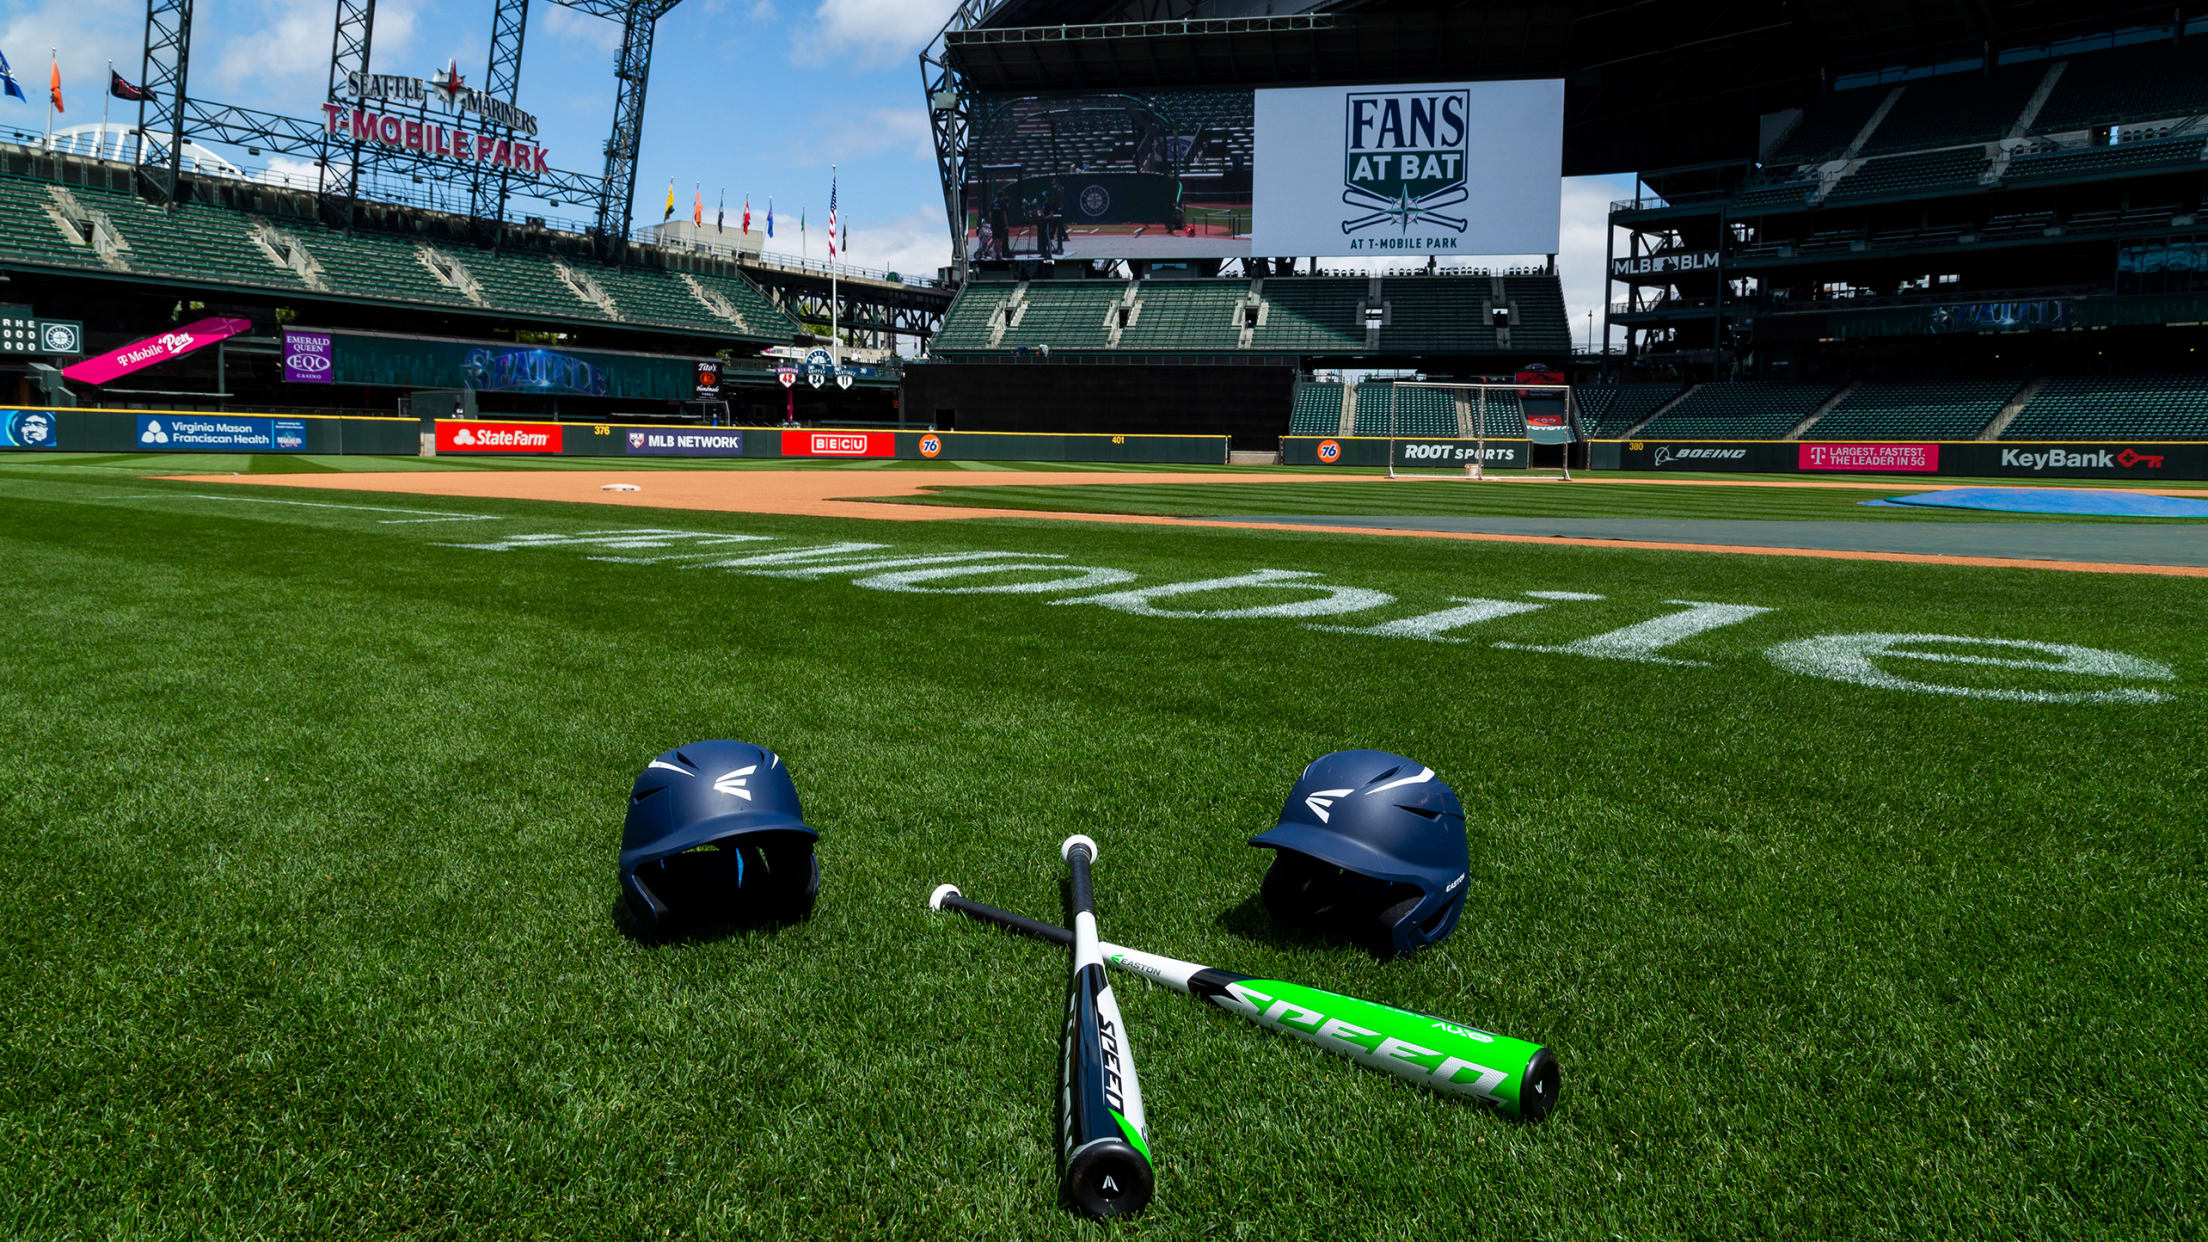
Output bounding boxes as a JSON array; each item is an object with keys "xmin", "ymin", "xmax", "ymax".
[{"xmin": 946, "ymin": 0, "xmax": 2191, "ymax": 175}]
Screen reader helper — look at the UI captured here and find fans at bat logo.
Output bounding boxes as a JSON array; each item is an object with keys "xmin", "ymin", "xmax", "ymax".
[{"xmin": 1341, "ymin": 90, "xmax": 1472, "ymax": 237}]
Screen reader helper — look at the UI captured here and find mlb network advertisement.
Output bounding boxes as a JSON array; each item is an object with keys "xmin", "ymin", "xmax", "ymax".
[{"xmin": 962, "ymin": 79, "xmax": 1562, "ymax": 261}]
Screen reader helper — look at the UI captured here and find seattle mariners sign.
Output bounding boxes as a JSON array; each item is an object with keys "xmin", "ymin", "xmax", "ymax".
[{"xmin": 1252, "ymin": 79, "xmax": 1564, "ymax": 258}]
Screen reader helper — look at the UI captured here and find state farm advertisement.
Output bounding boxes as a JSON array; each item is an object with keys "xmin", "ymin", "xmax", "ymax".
[
  {"xmin": 436, "ymin": 421, "xmax": 564, "ymax": 453},
  {"xmin": 782, "ymin": 430, "xmax": 893, "ymax": 457},
  {"xmin": 1798, "ymin": 443, "xmax": 1940, "ymax": 473}
]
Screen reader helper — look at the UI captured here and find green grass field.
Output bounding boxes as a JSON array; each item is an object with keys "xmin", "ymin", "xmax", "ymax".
[
  {"xmin": 2, "ymin": 458, "xmax": 2201, "ymax": 1239},
  {"xmin": 888, "ymin": 479, "xmax": 2203, "ymax": 523}
]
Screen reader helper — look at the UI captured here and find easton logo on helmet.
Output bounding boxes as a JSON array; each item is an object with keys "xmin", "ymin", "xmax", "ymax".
[
  {"xmin": 713, "ymin": 766, "xmax": 756, "ymax": 800},
  {"xmin": 1303, "ymin": 787, "xmax": 1355, "ymax": 823}
]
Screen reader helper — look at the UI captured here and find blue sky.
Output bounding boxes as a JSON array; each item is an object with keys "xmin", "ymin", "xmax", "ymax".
[{"xmin": 2, "ymin": 0, "xmax": 1632, "ymax": 343}]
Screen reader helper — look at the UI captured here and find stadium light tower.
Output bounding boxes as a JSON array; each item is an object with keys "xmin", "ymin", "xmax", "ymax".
[
  {"xmin": 919, "ymin": 0, "xmax": 1010, "ymax": 285},
  {"xmin": 546, "ymin": 0, "xmax": 689, "ymax": 260}
]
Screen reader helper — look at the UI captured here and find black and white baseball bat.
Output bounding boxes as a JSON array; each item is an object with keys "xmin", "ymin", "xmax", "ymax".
[
  {"xmin": 1055, "ymin": 834, "xmax": 1154, "ymax": 1218},
  {"xmin": 929, "ymin": 882, "xmax": 1558, "ymax": 1122}
]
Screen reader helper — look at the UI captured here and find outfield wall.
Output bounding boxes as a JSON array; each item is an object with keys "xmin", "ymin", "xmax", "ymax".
[
  {"xmin": 0, "ymin": 408, "xmax": 418, "ymax": 453},
  {"xmin": 1592, "ymin": 439, "xmax": 2208, "ymax": 480},
  {"xmin": 0, "ymin": 409, "xmax": 1224, "ymax": 462},
  {"xmin": 431, "ymin": 422, "xmax": 1226, "ymax": 463},
  {"xmin": 1280, "ymin": 435, "xmax": 1533, "ymax": 469},
  {"xmin": 1278, "ymin": 434, "xmax": 2208, "ymax": 480}
]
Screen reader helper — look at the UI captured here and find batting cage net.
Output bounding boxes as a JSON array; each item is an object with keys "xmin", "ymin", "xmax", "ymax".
[{"xmin": 1381, "ymin": 381, "xmax": 1578, "ymax": 481}]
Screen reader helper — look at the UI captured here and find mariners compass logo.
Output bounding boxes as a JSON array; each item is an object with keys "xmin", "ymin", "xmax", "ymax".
[{"xmin": 1341, "ymin": 90, "xmax": 1471, "ymax": 250}]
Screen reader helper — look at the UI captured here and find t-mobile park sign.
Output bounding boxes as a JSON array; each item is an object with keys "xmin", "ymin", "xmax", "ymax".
[{"xmin": 324, "ymin": 60, "xmax": 549, "ymax": 173}]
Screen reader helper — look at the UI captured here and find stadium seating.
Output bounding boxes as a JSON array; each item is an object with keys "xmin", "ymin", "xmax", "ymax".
[
  {"xmin": 1766, "ymin": 88, "xmax": 1889, "ymax": 165},
  {"xmin": 1122, "ymin": 280, "xmax": 1245, "ymax": 351},
  {"xmin": 300, "ymin": 229, "xmax": 479, "ymax": 308},
  {"xmin": 1636, "ymin": 381, "xmax": 1840, "ymax": 438},
  {"xmin": 1576, "ymin": 383, "xmax": 1686, "ymax": 437},
  {"xmin": 590, "ymin": 265, "xmax": 744, "ymax": 335},
  {"xmin": 1858, "ymin": 65, "xmax": 2043, "ymax": 155},
  {"xmin": 1730, "ymin": 176, "xmax": 1821, "ymax": 215},
  {"xmin": 0, "ymin": 165, "xmax": 802, "ymax": 344},
  {"xmin": 687, "ymin": 271, "xmax": 800, "ymax": 338},
  {"xmin": 2034, "ymin": 42, "xmax": 2208, "ymax": 132},
  {"xmin": 918, "ymin": 272, "xmax": 1563, "ymax": 358},
  {"xmin": 450, "ymin": 246, "xmax": 610, "ymax": 321},
  {"xmin": 1804, "ymin": 378, "xmax": 2021, "ymax": 439},
  {"xmin": 998, "ymin": 283, "xmax": 1119, "ymax": 351},
  {"xmin": 1249, "ymin": 280, "xmax": 1368, "ymax": 353},
  {"xmin": 1825, "ymin": 148, "xmax": 1991, "ymax": 200},
  {"xmin": 1378, "ymin": 279, "xmax": 1491, "ymax": 353},
  {"xmin": 1290, "ymin": 381, "xmax": 1345, "ymax": 435},
  {"xmin": 1501, "ymin": 276, "xmax": 1573, "ymax": 355},
  {"xmin": 2003, "ymin": 136, "xmax": 2208, "ymax": 185},
  {"xmin": 2001, "ymin": 375, "xmax": 2208, "ymax": 439},
  {"xmin": 1352, "ymin": 383, "xmax": 1457, "ymax": 436},
  {"xmin": 932, "ymin": 283, "xmax": 1011, "ymax": 351},
  {"xmin": 70, "ymin": 184, "xmax": 305, "ymax": 289},
  {"xmin": 0, "ymin": 177, "xmax": 106, "ymax": 271}
]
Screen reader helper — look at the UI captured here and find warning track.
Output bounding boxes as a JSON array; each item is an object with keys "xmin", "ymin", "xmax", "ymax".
[{"xmin": 166, "ymin": 469, "xmax": 2208, "ymax": 577}]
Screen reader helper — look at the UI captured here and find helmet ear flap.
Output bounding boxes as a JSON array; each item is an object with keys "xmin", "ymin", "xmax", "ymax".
[{"xmin": 1259, "ymin": 849, "xmax": 1344, "ymax": 925}]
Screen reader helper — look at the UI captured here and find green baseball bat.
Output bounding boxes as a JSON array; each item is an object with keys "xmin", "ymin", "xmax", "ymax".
[{"xmin": 929, "ymin": 884, "xmax": 1558, "ymax": 1121}]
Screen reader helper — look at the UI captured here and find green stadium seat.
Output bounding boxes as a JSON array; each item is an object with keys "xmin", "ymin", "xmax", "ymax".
[
  {"xmin": 1805, "ymin": 379, "xmax": 2021, "ymax": 439},
  {"xmin": 1637, "ymin": 382, "xmax": 1840, "ymax": 438},
  {"xmin": 2001, "ymin": 375, "xmax": 2208, "ymax": 440},
  {"xmin": 1576, "ymin": 383, "xmax": 1686, "ymax": 437}
]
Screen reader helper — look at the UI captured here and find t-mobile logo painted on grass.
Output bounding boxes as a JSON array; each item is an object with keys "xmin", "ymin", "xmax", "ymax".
[{"xmin": 434, "ymin": 529, "xmax": 2181, "ymax": 704}]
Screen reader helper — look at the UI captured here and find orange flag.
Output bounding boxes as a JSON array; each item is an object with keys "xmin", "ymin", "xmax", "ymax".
[
  {"xmin": 692, "ymin": 186, "xmax": 702, "ymax": 226},
  {"xmin": 49, "ymin": 55, "xmax": 64, "ymax": 112}
]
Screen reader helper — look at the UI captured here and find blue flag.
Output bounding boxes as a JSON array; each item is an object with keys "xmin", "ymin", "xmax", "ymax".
[
  {"xmin": 766, "ymin": 198, "xmax": 774, "ymax": 239},
  {"xmin": 0, "ymin": 47, "xmax": 27, "ymax": 102}
]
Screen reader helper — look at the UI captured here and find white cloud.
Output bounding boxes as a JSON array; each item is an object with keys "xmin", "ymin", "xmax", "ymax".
[
  {"xmin": 543, "ymin": 5, "xmax": 623, "ymax": 55},
  {"xmin": 1557, "ymin": 174, "xmax": 1633, "ymax": 351},
  {"xmin": 790, "ymin": 0, "xmax": 960, "ymax": 70},
  {"xmin": 827, "ymin": 206, "xmax": 955, "ymax": 283},
  {"xmin": 808, "ymin": 104, "xmax": 933, "ymax": 164}
]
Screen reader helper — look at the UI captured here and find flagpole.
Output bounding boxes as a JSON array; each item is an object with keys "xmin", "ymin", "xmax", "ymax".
[
  {"xmin": 830, "ymin": 165, "xmax": 840, "ymax": 371},
  {"xmin": 45, "ymin": 49, "xmax": 56, "ymax": 150},
  {"xmin": 101, "ymin": 61, "xmax": 111, "ymax": 158}
]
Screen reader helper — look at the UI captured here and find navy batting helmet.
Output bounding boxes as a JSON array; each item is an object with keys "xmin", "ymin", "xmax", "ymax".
[
  {"xmin": 619, "ymin": 740, "xmax": 819, "ymax": 934},
  {"xmin": 1248, "ymin": 750, "xmax": 1469, "ymax": 958}
]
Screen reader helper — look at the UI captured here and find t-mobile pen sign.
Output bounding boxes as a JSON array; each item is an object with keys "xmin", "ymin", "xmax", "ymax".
[
  {"xmin": 282, "ymin": 331, "xmax": 334, "ymax": 384},
  {"xmin": 62, "ymin": 317, "xmax": 253, "ymax": 386}
]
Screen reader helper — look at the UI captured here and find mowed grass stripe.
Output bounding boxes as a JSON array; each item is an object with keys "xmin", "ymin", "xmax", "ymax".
[{"xmin": 900, "ymin": 480, "xmax": 2190, "ymax": 523}]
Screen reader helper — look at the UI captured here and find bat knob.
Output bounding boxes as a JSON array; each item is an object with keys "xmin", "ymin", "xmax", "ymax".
[
  {"xmin": 1060, "ymin": 834, "xmax": 1098, "ymax": 864},
  {"xmin": 927, "ymin": 884, "xmax": 961, "ymax": 910}
]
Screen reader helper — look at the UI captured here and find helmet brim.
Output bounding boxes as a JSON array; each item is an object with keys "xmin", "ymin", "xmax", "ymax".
[
  {"xmin": 1248, "ymin": 821, "xmax": 1436, "ymax": 889},
  {"xmin": 621, "ymin": 811, "xmax": 817, "ymax": 874}
]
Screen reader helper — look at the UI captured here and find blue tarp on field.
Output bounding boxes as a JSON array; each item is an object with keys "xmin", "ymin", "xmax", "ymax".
[{"xmin": 1863, "ymin": 487, "xmax": 2208, "ymax": 517}]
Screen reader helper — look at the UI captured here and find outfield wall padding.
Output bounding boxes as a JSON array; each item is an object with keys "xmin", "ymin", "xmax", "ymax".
[
  {"xmin": 1280, "ymin": 435, "xmax": 1532, "ymax": 469},
  {"xmin": 0, "ymin": 408, "xmax": 418, "ymax": 454},
  {"xmin": 1605, "ymin": 439, "xmax": 2208, "ymax": 480},
  {"xmin": 425, "ymin": 420, "xmax": 1226, "ymax": 463}
]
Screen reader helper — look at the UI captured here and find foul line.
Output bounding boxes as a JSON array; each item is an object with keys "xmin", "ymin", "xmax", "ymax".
[{"xmin": 156, "ymin": 493, "xmax": 502, "ymax": 523}]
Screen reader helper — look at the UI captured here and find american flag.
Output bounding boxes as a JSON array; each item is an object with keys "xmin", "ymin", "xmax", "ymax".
[{"xmin": 826, "ymin": 173, "xmax": 838, "ymax": 260}]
